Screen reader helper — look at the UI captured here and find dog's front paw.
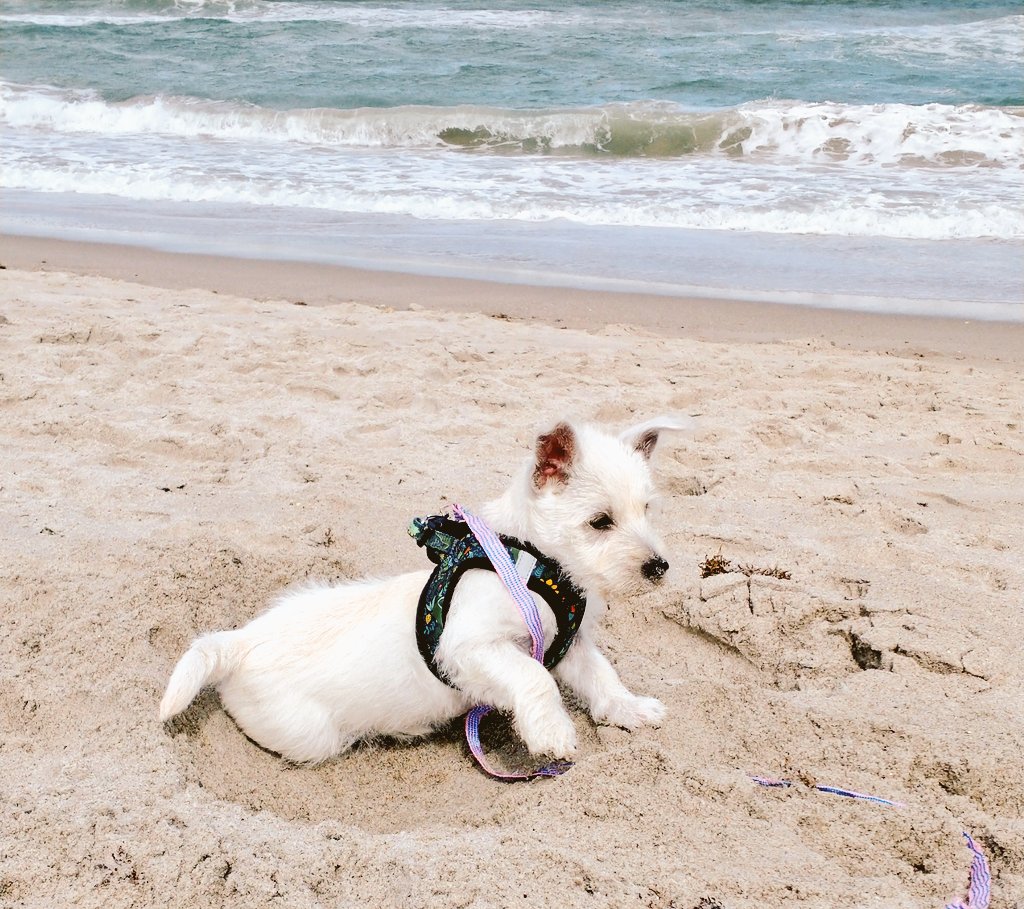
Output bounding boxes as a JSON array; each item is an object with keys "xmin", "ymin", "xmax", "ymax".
[
  {"xmin": 520, "ymin": 713, "xmax": 578, "ymax": 760},
  {"xmin": 597, "ymin": 695, "xmax": 666, "ymax": 730}
]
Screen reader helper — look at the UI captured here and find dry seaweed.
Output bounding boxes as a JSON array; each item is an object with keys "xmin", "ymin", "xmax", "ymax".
[
  {"xmin": 738, "ymin": 563, "xmax": 792, "ymax": 581},
  {"xmin": 699, "ymin": 553, "xmax": 734, "ymax": 578},
  {"xmin": 700, "ymin": 553, "xmax": 792, "ymax": 580}
]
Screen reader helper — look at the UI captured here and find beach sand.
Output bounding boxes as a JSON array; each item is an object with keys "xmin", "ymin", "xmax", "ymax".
[{"xmin": 1, "ymin": 240, "xmax": 1022, "ymax": 908}]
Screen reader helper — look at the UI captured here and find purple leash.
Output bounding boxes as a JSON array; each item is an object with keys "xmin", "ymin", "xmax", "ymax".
[
  {"xmin": 453, "ymin": 504, "xmax": 572, "ymax": 780},
  {"xmin": 945, "ymin": 833, "xmax": 991, "ymax": 909},
  {"xmin": 750, "ymin": 777, "xmax": 991, "ymax": 908},
  {"xmin": 749, "ymin": 774, "xmax": 903, "ymax": 807}
]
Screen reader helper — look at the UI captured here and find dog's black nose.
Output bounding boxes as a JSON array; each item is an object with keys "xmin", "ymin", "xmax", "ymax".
[{"xmin": 642, "ymin": 556, "xmax": 669, "ymax": 582}]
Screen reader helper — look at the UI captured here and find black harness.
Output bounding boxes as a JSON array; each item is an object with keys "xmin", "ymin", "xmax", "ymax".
[{"xmin": 408, "ymin": 514, "xmax": 587, "ymax": 686}]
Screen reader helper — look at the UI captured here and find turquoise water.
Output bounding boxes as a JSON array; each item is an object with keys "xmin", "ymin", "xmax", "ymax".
[
  {"xmin": 2, "ymin": 0, "xmax": 1022, "ymax": 316},
  {"xmin": 4, "ymin": 0, "xmax": 1021, "ymax": 108}
]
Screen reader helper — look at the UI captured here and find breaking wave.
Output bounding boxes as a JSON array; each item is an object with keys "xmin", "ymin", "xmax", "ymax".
[
  {"xmin": 0, "ymin": 2, "xmax": 569, "ymax": 29},
  {"xmin": 3, "ymin": 82, "xmax": 1022, "ymax": 168}
]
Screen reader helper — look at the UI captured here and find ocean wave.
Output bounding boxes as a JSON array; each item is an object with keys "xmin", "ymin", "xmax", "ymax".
[
  {"xmin": 6, "ymin": 5, "xmax": 1020, "ymax": 54},
  {"xmin": 0, "ymin": 13, "xmax": 177, "ymax": 25},
  {"xmin": 0, "ymin": 2, "xmax": 567, "ymax": 29},
  {"xmin": 778, "ymin": 14, "xmax": 1024, "ymax": 66},
  {"xmin": 3, "ymin": 83, "xmax": 1023, "ymax": 169},
  {"xmin": 4, "ymin": 145, "xmax": 1021, "ymax": 241},
  {"xmin": 860, "ymin": 14, "xmax": 1024, "ymax": 66},
  {"xmin": 731, "ymin": 100, "xmax": 1024, "ymax": 168}
]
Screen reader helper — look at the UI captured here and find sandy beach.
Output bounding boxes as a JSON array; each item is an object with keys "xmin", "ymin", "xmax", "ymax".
[{"xmin": 1, "ymin": 240, "xmax": 1022, "ymax": 908}]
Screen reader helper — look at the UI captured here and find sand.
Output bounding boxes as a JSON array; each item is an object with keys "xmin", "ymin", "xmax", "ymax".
[{"xmin": 1, "ymin": 246, "xmax": 1022, "ymax": 908}]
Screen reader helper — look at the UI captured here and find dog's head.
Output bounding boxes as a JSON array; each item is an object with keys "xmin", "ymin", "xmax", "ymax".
[{"xmin": 517, "ymin": 417, "xmax": 688, "ymax": 599}]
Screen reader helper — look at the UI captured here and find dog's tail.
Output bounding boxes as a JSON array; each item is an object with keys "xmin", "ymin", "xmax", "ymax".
[{"xmin": 159, "ymin": 631, "xmax": 244, "ymax": 722}]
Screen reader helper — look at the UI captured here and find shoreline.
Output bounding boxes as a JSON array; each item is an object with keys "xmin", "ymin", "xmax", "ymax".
[{"xmin": 4, "ymin": 233, "xmax": 1024, "ymax": 365}]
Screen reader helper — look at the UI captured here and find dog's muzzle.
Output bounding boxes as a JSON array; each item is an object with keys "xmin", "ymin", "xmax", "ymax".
[{"xmin": 641, "ymin": 556, "xmax": 669, "ymax": 582}]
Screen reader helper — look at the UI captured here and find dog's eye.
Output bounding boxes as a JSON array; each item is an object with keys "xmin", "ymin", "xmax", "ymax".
[{"xmin": 589, "ymin": 513, "xmax": 615, "ymax": 531}]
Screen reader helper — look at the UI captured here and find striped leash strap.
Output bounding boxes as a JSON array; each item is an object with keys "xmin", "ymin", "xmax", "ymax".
[
  {"xmin": 453, "ymin": 504, "xmax": 572, "ymax": 780},
  {"xmin": 749, "ymin": 775, "xmax": 903, "ymax": 807},
  {"xmin": 945, "ymin": 833, "xmax": 991, "ymax": 909},
  {"xmin": 751, "ymin": 777, "xmax": 990, "ymax": 908}
]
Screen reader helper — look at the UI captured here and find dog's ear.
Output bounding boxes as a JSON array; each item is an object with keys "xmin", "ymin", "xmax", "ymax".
[
  {"xmin": 534, "ymin": 422, "xmax": 576, "ymax": 489},
  {"xmin": 619, "ymin": 416, "xmax": 692, "ymax": 461}
]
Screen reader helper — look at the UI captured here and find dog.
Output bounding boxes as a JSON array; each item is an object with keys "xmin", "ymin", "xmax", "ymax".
[{"xmin": 159, "ymin": 417, "xmax": 684, "ymax": 764}]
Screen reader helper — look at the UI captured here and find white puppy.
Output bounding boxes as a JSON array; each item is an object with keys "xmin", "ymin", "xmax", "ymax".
[{"xmin": 160, "ymin": 417, "xmax": 683, "ymax": 764}]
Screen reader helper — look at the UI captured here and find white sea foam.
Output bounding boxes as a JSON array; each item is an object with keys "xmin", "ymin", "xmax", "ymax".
[
  {"xmin": 0, "ymin": 13, "xmax": 179, "ymax": 25},
  {"xmin": 856, "ymin": 14, "xmax": 1024, "ymax": 65},
  {"xmin": 5, "ymin": 138, "xmax": 1022, "ymax": 241},
  {"xmin": 2, "ymin": 82, "xmax": 1022, "ymax": 170},
  {"xmin": 732, "ymin": 100, "xmax": 1024, "ymax": 167},
  {"xmin": 0, "ymin": 2, "xmax": 567, "ymax": 29},
  {"xmin": 774, "ymin": 14, "xmax": 1024, "ymax": 65}
]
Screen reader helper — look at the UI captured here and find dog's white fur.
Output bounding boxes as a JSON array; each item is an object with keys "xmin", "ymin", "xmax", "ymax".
[{"xmin": 160, "ymin": 417, "xmax": 684, "ymax": 764}]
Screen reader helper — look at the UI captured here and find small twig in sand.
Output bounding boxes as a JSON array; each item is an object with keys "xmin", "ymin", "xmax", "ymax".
[{"xmin": 316, "ymin": 527, "xmax": 335, "ymax": 548}]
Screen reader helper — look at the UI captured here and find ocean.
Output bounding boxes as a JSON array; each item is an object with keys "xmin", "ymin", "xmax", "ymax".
[{"xmin": 2, "ymin": 0, "xmax": 1022, "ymax": 318}]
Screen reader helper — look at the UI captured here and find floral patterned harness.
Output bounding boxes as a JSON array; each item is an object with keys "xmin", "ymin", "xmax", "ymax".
[{"xmin": 408, "ymin": 513, "xmax": 587, "ymax": 686}]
